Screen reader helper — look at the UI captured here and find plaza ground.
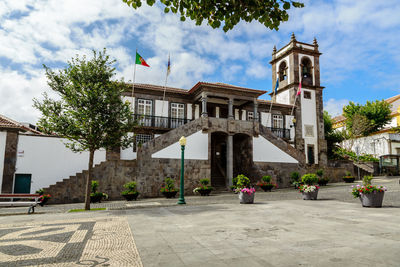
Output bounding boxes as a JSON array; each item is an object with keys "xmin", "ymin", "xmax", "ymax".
[{"xmin": 1, "ymin": 177, "xmax": 400, "ymax": 266}]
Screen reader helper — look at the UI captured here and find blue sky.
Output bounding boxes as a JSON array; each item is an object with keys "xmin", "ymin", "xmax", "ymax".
[{"xmin": 1, "ymin": 0, "xmax": 400, "ymax": 123}]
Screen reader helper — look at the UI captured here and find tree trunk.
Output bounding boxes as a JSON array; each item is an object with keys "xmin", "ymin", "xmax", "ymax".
[{"xmin": 84, "ymin": 150, "xmax": 95, "ymax": 210}]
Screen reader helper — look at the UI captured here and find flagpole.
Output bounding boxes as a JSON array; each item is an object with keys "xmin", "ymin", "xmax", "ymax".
[
  {"xmin": 161, "ymin": 53, "xmax": 170, "ymax": 117},
  {"xmin": 131, "ymin": 49, "xmax": 137, "ymax": 113},
  {"xmin": 291, "ymin": 77, "xmax": 301, "ymax": 116},
  {"xmin": 268, "ymin": 79, "xmax": 278, "ymax": 127}
]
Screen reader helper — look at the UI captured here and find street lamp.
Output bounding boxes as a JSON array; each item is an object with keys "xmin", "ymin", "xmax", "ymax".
[{"xmin": 177, "ymin": 136, "xmax": 186, "ymax": 205}]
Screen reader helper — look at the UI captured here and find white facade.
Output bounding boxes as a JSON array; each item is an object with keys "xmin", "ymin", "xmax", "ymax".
[
  {"xmin": 253, "ymin": 136, "xmax": 298, "ymax": 163},
  {"xmin": 276, "ymin": 90, "xmax": 291, "ymax": 105},
  {"xmin": 15, "ymin": 135, "xmax": 106, "ymax": 193},
  {"xmin": 0, "ymin": 132, "xmax": 6, "ymax": 192},
  {"xmin": 301, "ymin": 89, "xmax": 318, "ymax": 164},
  {"xmin": 152, "ymin": 131, "xmax": 208, "ymax": 160}
]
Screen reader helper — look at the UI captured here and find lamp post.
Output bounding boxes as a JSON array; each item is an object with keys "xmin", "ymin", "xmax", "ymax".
[{"xmin": 177, "ymin": 136, "xmax": 186, "ymax": 205}]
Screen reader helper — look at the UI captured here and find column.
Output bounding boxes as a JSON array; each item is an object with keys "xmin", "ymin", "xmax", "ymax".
[
  {"xmin": 201, "ymin": 92, "xmax": 208, "ymax": 117},
  {"xmin": 227, "ymin": 135, "xmax": 233, "ymax": 187},
  {"xmin": 228, "ymin": 98, "xmax": 234, "ymax": 119},
  {"xmin": 253, "ymin": 99, "xmax": 259, "ymax": 121}
]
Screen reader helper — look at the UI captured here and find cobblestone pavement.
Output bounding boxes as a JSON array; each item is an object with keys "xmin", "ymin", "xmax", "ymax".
[{"xmin": 0, "ymin": 216, "xmax": 142, "ymax": 267}]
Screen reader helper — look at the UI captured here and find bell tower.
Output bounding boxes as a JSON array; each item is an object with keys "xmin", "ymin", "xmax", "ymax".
[{"xmin": 270, "ymin": 33, "xmax": 327, "ymax": 166}]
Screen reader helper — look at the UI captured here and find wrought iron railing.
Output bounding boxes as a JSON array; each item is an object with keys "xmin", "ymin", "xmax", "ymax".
[
  {"xmin": 266, "ymin": 127, "xmax": 291, "ymax": 140},
  {"xmin": 133, "ymin": 114, "xmax": 192, "ymax": 129}
]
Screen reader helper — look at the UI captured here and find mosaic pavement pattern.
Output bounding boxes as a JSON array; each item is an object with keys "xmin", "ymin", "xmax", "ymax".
[{"xmin": 0, "ymin": 217, "xmax": 142, "ymax": 267}]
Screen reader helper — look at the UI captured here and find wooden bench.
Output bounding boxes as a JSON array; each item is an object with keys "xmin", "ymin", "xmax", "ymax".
[{"xmin": 0, "ymin": 194, "xmax": 41, "ymax": 214}]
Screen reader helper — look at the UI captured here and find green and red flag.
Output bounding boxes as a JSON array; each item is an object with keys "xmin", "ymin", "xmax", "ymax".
[{"xmin": 135, "ymin": 52, "xmax": 150, "ymax": 67}]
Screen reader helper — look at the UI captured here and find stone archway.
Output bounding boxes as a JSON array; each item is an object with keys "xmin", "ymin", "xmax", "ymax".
[
  {"xmin": 211, "ymin": 132, "xmax": 228, "ymax": 187},
  {"xmin": 233, "ymin": 133, "xmax": 253, "ymax": 178}
]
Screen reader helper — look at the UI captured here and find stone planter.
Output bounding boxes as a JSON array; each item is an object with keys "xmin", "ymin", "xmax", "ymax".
[
  {"xmin": 162, "ymin": 191, "xmax": 178, "ymax": 198},
  {"xmin": 90, "ymin": 193, "xmax": 103, "ymax": 203},
  {"xmin": 239, "ymin": 192, "xmax": 255, "ymax": 204},
  {"xmin": 197, "ymin": 188, "xmax": 212, "ymax": 196},
  {"xmin": 122, "ymin": 192, "xmax": 139, "ymax": 201},
  {"xmin": 302, "ymin": 189, "xmax": 319, "ymax": 200},
  {"xmin": 260, "ymin": 184, "xmax": 275, "ymax": 192},
  {"xmin": 360, "ymin": 191, "xmax": 385, "ymax": 208},
  {"xmin": 343, "ymin": 176, "xmax": 355, "ymax": 183}
]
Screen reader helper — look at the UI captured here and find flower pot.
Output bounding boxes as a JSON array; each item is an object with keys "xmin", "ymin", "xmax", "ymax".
[
  {"xmin": 90, "ymin": 193, "xmax": 103, "ymax": 203},
  {"xmin": 122, "ymin": 192, "xmax": 139, "ymax": 201},
  {"xmin": 302, "ymin": 189, "xmax": 318, "ymax": 200},
  {"xmin": 260, "ymin": 184, "xmax": 275, "ymax": 192},
  {"xmin": 39, "ymin": 198, "xmax": 49, "ymax": 207},
  {"xmin": 239, "ymin": 191, "xmax": 255, "ymax": 204},
  {"xmin": 197, "ymin": 188, "xmax": 212, "ymax": 196},
  {"xmin": 343, "ymin": 177, "xmax": 355, "ymax": 183},
  {"xmin": 162, "ymin": 191, "xmax": 178, "ymax": 198},
  {"xmin": 360, "ymin": 191, "xmax": 384, "ymax": 208}
]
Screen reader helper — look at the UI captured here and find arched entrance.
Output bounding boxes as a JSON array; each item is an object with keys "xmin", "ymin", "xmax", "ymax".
[
  {"xmin": 211, "ymin": 132, "xmax": 228, "ymax": 187},
  {"xmin": 233, "ymin": 133, "xmax": 253, "ymax": 178}
]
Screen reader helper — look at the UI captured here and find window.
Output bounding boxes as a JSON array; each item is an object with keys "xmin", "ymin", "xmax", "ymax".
[
  {"xmin": 301, "ymin": 57, "xmax": 312, "ymax": 78},
  {"xmin": 279, "ymin": 61, "xmax": 287, "ymax": 82},
  {"xmin": 171, "ymin": 103, "xmax": 185, "ymax": 128},
  {"xmin": 272, "ymin": 114, "xmax": 283, "ymax": 129},
  {"xmin": 137, "ymin": 99, "xmax": 152, "ymax": 126},
  {"xmin": 134, "ymin": 134, "xmax": 153, "ymax": 152},
  {"xmin": 304, "ymin": 91, "xmax": 311, "ymax": 99}
]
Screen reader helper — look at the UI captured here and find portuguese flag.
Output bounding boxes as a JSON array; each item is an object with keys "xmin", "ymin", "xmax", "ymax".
[{"xmin": 135, "ymin": 52, "xmax": 150, "ymax": 67}]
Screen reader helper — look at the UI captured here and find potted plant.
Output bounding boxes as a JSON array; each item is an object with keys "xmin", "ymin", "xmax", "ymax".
[
  {"xmin": 290, "ymin": 171, "xmax": 301, "ymax": 189},
  {"xmin": 160, "ymin": 177, "xmax": 178, "ymax": 198},
  {"xmin": 351, "ymin": 175, "xmax": 386, "ymax": 207},
  {"xmin": 299, "ymin": 173, "xmax": 319, "ymax": 200},
  {"xmin": 235, "ymin": 174, "xmax": 255, "ymax": 204},
  {"xmin": 316, "ymin": 169, "xmax": 329, "ymax": 186},
  {"xmin": 121, "ymin": 181, "xmax": 140, "ymax": 201},
  {"xmin": 90, "ymin": 180, "xmax": 107, "ymax": 203},
  {"xmin": 343, "ymin": 171, "xmax": 355, "ymax": 183},
  {"xmin": 256, "ymin": 175, "xmax": 277, "ymax": 192},
  {"xmin": 230, "ymin": 175, "xmax": 239, "ymax": 192},
  {"xmin": 193, "ymin": 178, "xmax": 214, "ymax": 196},
  {"xmin": 35, "ymin": 189, "xmax": 51, "ymax": 206}
]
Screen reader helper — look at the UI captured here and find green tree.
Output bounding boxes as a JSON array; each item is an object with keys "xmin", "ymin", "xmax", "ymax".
[
  {"xmin": 122, "ymin": 0, "xmax": 304, "ymax": 32},
  {"xmin": 323, "ymin": 111, "xmax": 344, "ymax": 159},
  {"xmin": 34, "ymin": 49, "xmax": 135, "ymax": 210},
  {"xmin": 343, "ymin": 100, "xmax": 391, "ymax": 137}
]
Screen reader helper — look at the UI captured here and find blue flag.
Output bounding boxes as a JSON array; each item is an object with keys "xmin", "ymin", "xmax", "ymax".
[{"xmin": 274, "ymin": 79, "xmax": 279, "ymax": 94}]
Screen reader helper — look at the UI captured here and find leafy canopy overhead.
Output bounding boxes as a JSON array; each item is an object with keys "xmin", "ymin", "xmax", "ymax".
[
  {"xmin": 34, "ymin": 49, "xmax": 135, "ymax": 153},
  {"xmin": 122, "ymin": 0, "xmax": 304, "ymax": 32},
  {"xmin": 342, "ymin": 100, "xmax": 392, "ymax": 137}
]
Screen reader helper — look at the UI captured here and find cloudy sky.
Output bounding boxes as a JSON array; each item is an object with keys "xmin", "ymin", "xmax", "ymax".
[{"xmin": 1, "ymin": 0, "xmax": 400, "ymax": 123}]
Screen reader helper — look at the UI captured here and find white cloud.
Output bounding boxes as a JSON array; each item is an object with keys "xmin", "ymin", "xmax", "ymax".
[{"xmin": 324, "ymin": 98, "xmax": 349, "ymax": 116}]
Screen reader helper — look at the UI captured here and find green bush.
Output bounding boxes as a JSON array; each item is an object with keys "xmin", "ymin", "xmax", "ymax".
[
  {"xmin": 261, "ymin": 175, "xmax": 272, "ymax": 183},
  {"xmin": 290, "ymin": 172, "xmax": 300, "ymax": 182},
  {"xmin": 363, "ymin": 175, "xmax": 373, "ymax": 186},
  {"xmin": 235, "ymin": 174, "xmax": 251, "ymax": 189},
  {"xmin": 333, "ymin": 147, "xmax": 378, "ymax": 162},
  {"xmin": 199, "ymin": 178, "xmax": 210, "ymax": 186},
  {"xmin": 91, "ymin": 180, "xmax": 99, "ymax": 193},
  {"xmin": 35, "ymin": 188, "xmax": 44, "ymax": 195},
  {"xmin": 122, "ymin": 181, "xmax": 138, "ymax": 195},
  {"xmin": 301, "ymin": 173, "xmax": 318, "ymax": 185},
  {"xmin": 316, "ymin": 169, "xmax": 324, "ymax": 178},
  {"xmin": 344, "ymin": 171, "xmax": 353, "ymax": 177},
  {"xmin": 160, "ymin": 177, "xmax": 177, "ymax": 193}
]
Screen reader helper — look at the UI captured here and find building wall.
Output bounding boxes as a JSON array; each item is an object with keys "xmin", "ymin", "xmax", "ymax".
[
  {"xmin": 260, "ymin": 112, "xmax": 272, "ymax": 127},
  {"xmin": 155, "ymin": 100, "xmax": 169, "ymax": 117},
  {"xmin": 301, "ymin": 89, "xmax": 319, "ymax": 163},
  {"xmin": 15, "ymin": 135, "xmax": 106, "ymax": 193},
  {"xmin": 276, "ymin": 89, "xmax": 291, "ymax": 105},
  {"xmin": 0, "ymin": 131, "xmax": 6, "ymax": 192},
  {"xmin": 253, "ymin": 136, "xmax": 298, "ymax": 163},
  {"xmin": 341, "ymin": 132, "xmax": 391, "ymax": 157}
]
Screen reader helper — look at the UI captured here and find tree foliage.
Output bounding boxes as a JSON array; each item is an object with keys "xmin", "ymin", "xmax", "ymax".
[
  {"xmin": 34, "ymin": 49, "xmax": 135, "ymax": 210},
  {"xmin": 323, "ymin": 111, "xmax": 345, "ymax": 159},
  {"xmin": 342, "ymin": 100, "xmax": 392, "ymax": 137},
  {"xmin": 122, "ymin": 0, "xmax": 304, "ymax": 32}
]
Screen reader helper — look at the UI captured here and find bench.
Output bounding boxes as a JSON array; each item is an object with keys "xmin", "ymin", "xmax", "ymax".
[{"xmin": 0, "ymin": 194, "xmax": 41, "ymax": 214}]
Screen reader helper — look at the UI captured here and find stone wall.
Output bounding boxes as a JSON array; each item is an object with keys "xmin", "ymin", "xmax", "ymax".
[{"xmin": 1, "ymin": 131, "xmax": 18, "ymax": 193}]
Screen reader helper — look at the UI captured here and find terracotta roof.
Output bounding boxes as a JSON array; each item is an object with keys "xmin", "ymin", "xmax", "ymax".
[
  {"xmin": 0, "ymin": 114, "xmax": 43, "ymax": 134},
  {"xmin": 333, "ymin": 115, "xmax": 345, "ymax": 123},
  {"xmin": 385, "ymin": 94, "xmax": 400, "ymax": 104},
  {"xmin": 188, "ymin": 82, "xmax": 267, "ymax": 95}
]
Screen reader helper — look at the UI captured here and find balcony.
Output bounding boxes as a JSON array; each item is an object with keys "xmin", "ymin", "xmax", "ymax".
[
  {"xmin": 134, "ymin": 114, "xmax": 192, "ymax": 129},
  {"xmin": 266, "ymin": 127, "xmax": 291, "ymax": 140}
]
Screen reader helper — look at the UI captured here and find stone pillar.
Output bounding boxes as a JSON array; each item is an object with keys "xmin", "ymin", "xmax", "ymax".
[
  {"xmin": 228, "ymin": 98, "xmax": 234, "ymax": 119},
  {"xmin": 253, "ymin": 99, "xmax": 259, "ymax": 121},
  {"xmin": 201, "ymin": 93, "xmax": 208, "ymax": 117},
  {"xmin": 227, "ymin": 135, "xmax": 233, "ymax": 187},
  {"xmin": 1, "ymin": 131, "xmax": 18, "ymax": 193}
]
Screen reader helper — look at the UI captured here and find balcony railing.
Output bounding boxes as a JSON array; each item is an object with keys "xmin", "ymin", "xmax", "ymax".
[
  {"xmin": 266, "ymin": 127, "xmax": 291, "ymax": 140},
  {"xmin": 134, "ymin": 114, "xmax": 192, "ymax": 129}
]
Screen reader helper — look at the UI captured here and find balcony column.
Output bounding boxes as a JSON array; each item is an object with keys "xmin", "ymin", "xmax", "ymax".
[
  {"xmin": 228, "ymin": 98, "xmax": 234, "ymax": 120},
  {"xmin": 227, "ymin": 134, "xmax": 233, "ymax": 187},
  {"xmin": 253, "ymin": 98, "xmax": 259, "ymax": 121},
  {"xmin": 201, "ymin": 92, "xmax": 208, "ymax": 117}
]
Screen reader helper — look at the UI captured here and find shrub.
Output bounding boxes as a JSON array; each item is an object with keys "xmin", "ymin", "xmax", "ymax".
[
  {"xmin": 362, "ymin": 175, "xmax": 373, "ymax": 186},
  {"xmin": 160, "ymin": 177, "xmax": 177, "ymax": 193},
  {"xmin": 344, "ymin": 171, "xmax": 353, "ymax": 177},
  {"xmin": 199, "ymin": 178, "xmax": 210, "ymax": 186},
  {"xmin": 235, "ymin": 174, "xmax": 251, "ymax": 189},
  {"xmin": 193, "ymin": 178, "xmax": 214, "ymax": 194},
  {"xmin": 35, "ymin": 188, "xmax": 44, "ymax": 195},
  {"xmin": 122, "ymin": 181, "xmax": 138, "ymax": 195},
  {"xmin": 261, "ymin": 175, "xmax": 272, "ymax": 183},
  {"xmin": 301, "ymin": 174, "xmax": 318, "ymax": 185},
  {"xmin": 290, "ymin": 172, "xmax": 300, "ymax": 182},
  {"xmin": 91, "ymin": 180, "xmax": 99, "ymax": 193},
  {"xmin": 316, "ymin": 169, "xmax": 324, "ymax": 178}
]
